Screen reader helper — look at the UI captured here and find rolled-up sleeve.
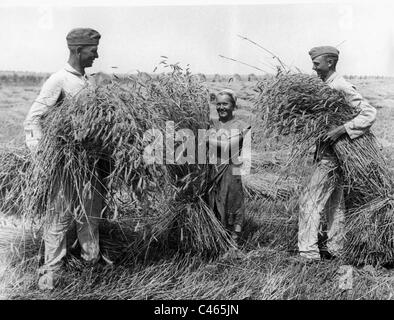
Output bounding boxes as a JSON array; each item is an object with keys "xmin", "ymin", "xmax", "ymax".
[{"xmin": 342, "ymin": 83, "xmax": 376, "ymax": 140}]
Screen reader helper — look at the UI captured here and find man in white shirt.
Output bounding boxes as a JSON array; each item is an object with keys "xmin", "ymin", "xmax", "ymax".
[
  {"xmin": 297, "ymin": 46, "xmax": 377, "ymax": 262},
  {"xmin": 24, "ymin": 28, "xmax": 104, "ymax": 290}
]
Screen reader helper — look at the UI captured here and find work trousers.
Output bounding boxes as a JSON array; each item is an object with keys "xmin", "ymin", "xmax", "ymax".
[
  {"xmin": 40, "ymin": 176, "xmax": 104, "ymax": 273},
  {"xmin": 26, "ymin": 126, "xmax": 105, "ymax": 274},
  {"xmin": 298, "ymin": 158, "xmax": 346, "ymax": 259}
]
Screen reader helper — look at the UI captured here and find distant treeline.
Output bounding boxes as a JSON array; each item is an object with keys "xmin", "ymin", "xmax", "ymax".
[
  {"xmin": 0, "ymin": 71, "xmax": 392, "ymax": 86},
  {"xmin": 0, "ymin": 71, "xmax": 50, "ymax": 86},
  {"xmin": 343, "ymin": 75, "xmax": 392, "ymax": 80}
]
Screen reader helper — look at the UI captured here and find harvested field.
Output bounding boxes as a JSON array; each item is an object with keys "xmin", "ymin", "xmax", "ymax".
[{"xmin": 1, "ymin": 74, "xmax": 394, "ymax": 299}]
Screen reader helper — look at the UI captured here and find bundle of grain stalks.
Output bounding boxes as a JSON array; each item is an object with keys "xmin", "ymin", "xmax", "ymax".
[
  {"xmin": 0, "ymin": 146, "xmax": 31, "ymax": 217},
  {"xmin": 242, "ymin": 172, "xmax": 299, "ymax": 201},
  {"xmin": 134, "ymin": 65, "xmax": 235, "ymax": 257},
  {"xmin": 0, "ymin": 223, "xmax": 40, "ymax": 260},
  {"xmin": 23, "ymin": 79, "xmax": 163, "ymax": 223},
  {"xmin": 9, "ymin": 63, "xmax": 234, "ymax": 259},
  {"xmin": 255, "ymin": 72, "xmax": 394, "ymax": 265}
]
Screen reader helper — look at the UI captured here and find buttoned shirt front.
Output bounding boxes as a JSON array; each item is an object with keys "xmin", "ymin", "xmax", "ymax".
[
  {"xmin": 325, "ymin": 72, "xmax": 376, "ymax": 139},
  {"xmin": 24, "ymin": 63, "xmax": 90, "ymax": 147}
]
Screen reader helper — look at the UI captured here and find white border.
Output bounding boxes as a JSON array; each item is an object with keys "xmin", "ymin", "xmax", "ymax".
[{"xmin": 0, "ymin": 0, "xmax": 390, "ymax": 7}]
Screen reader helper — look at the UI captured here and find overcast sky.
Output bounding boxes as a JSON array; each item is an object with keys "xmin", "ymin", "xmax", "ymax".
[{"xmin": 1, "ymin": 0, "xmax": 394, "ymax": 76}]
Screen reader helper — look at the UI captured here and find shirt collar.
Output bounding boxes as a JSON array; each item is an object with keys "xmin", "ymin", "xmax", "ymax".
[
  {"xmin": 325, "ymin": 71, "xmax": 338, "ymax": 84},
  {"xmin": 64, "ymin": 63, "xmax": 88, "ymax": 79}
]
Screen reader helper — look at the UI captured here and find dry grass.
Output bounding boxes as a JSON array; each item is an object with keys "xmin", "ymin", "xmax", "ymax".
[
  {"xmin": 242, "ymin": 171, "xmax": 300, "ymax": 200},
  {"xmin": 0, "ymin": 146, "xmax": 30, "ymax": 218},
  {"xmin": 3, "ymin": 215, "xmax": 394, "ymax": 300},
  {"xmin": 256, "ymin": 72, "xmax": 394, "ymax": 265},
  {"xmin": 3, "ymin": 64, "xmax": 235, "ymax": 261},
  {"xmin": 2, "ymin": 76, "xmax": 394, "ymax": 299}
]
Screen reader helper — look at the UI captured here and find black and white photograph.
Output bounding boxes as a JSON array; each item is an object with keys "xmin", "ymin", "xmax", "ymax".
[{"xmin": 1, "ymin": 0, "xmax": 394, "ymax": 304}]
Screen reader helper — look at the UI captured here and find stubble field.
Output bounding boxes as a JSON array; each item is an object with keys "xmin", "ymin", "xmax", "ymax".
[{"xmin": 1, "ymin": 75, "xmax": 394, "ymax": 300}]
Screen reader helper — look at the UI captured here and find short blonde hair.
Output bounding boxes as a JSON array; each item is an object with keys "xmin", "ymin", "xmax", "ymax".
[{"xmin": 216, "ymin": 89, "xmax": 237, "ymax": 108}]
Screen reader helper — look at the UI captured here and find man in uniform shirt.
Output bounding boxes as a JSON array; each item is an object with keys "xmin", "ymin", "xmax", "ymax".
[
  {"xmin": 24, "ymin": 28, "xmax": 104, "ymax": 290},
  {"xmin": 297, "ymin": 46, "xmax": 377, "ymax": 262}
]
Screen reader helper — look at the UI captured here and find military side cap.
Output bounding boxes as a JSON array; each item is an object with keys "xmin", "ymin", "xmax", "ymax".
[
  {"xmin": 308, "ymin": 46, "xmax": 339, "ymax": 60},
  {"xmin": 66, "ymin": 28, "xmax": 101, "ymax": 46}
]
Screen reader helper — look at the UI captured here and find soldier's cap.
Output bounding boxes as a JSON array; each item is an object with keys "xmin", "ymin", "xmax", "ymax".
[
  {"xmin": 308, "ymin": 46, "xmax": 339, "ymax": 60},
  {"xmin": 66, "ymin": 28, "xmax": 101, "ymax": 46}
]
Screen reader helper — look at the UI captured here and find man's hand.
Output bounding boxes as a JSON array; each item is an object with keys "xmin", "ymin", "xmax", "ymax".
[
  {"xmin": 323, "ymin": 125, "xmax": 347, "ymax": 144},
  {"xmin": 25, "ymin": 135, "xmax": 40, "ymax": 154}
]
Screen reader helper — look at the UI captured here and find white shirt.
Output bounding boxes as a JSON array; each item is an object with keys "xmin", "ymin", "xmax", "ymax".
[
  {"xmin": 325, "ymin": 72, "xmax": 376, "ymax": 139},
  {"xmin": 24, "ymin": 63, "xmax": 90, "ymax": 148}
]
